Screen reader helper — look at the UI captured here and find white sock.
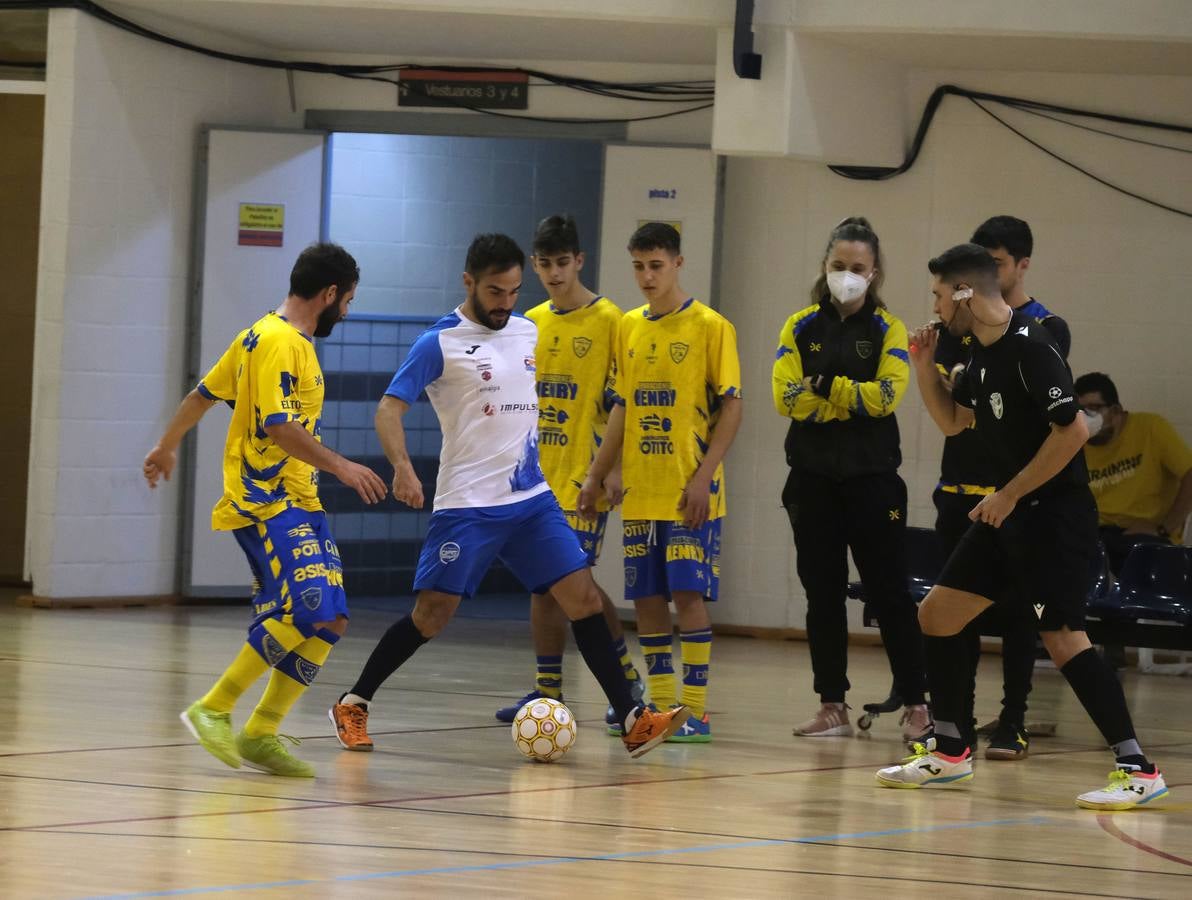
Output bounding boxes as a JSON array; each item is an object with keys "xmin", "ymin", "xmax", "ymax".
[{"xmin": 341, "ymin": 692, "xmax": 370, "ymax": 709}]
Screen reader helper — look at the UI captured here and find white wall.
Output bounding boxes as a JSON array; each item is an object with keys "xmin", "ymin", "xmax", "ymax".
[
  {"xmin": 27, "ymin": 9, "xmax": 300, "ymax": 597},
  {"xmin": 716, "ymin": 69, "xmax": 1192, "ymax": 630}
]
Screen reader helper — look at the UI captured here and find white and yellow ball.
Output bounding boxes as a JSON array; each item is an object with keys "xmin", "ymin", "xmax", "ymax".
[{"xmin": 511, "ymin": 697, "xmax": 576, "ymax": 762}]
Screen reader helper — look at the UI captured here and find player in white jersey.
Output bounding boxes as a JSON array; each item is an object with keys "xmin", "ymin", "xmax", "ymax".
[{"xmin": 329, "ymin": 234, "xmax": 686, "ymax": 759}]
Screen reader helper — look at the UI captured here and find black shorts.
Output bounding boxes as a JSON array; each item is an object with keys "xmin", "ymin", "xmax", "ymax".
[
  {"xmin": 935, "ymin": 485, "xmax": 1098, "ymax": 632},
  {"xmin": 932, "ymin": 488, "xmax": 982, "ymax": 561}
]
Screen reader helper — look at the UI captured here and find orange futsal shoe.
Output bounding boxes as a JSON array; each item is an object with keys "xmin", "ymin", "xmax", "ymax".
[
  {"xmin": 622, "ymin": 704, "xmax": 688, "ymax": 759},
  {"xmin": 329, "ymin": 702, "xmax": 374, "ymax": 752}
]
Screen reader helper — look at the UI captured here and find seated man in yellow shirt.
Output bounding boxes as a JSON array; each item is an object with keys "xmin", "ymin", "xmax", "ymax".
[{"xmin": 1075, "ymin": 372, "xmax": 1192, "ymax": 573}]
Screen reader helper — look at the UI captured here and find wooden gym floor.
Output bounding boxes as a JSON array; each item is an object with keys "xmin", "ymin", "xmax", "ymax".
[{"xmin": 1, "ymin": 589, "xmax": 1190, "ymax": 899}]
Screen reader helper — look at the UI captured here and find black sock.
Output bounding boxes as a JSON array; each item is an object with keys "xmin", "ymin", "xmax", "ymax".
[
  {"xmin": 999, "ymin": 610, "xmax": 1035, "ymax": 728},
  {"xmin": 348, "ymin": 615, "xmax": 429, "ymax": 702},
  {"xmin": 1060, "ymin": 647, "xmax": 1151, "ymax": 770},
  {"xmin": 571, "ymin": 612, "xmax": 636, "ymax": 725},
  {"xmin": 963, "ymin": 622, "xmax": 981, "ymax": 746},
  {"xmin": 924, "ymin": 633, "xmax": 973, "ymax": 757}
]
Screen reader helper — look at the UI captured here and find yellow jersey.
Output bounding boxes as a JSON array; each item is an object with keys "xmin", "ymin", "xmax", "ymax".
[
  {"xmin": 1084, "ymin": 411, "xmax": 1192, "ymax": 538},
  {"xmin": 525, "ymin": 296, "xmax": 622, "ymax": 512},
  {"xmin": 197, "ymin": 312, "xmax": 325, "ymax": 531},
  {"xmin": 608, "ymin": 299, "xmax": 742, "ymax": 522}
]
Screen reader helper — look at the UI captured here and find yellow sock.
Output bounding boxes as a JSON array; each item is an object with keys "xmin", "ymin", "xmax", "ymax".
[
  {"xmin": 534, "ymin": 655, "xmax": 563, "ymax": 699},
  {"xmin": 679, "ymin": 628, "xmax": 712, "ymax": 718},
  {"xmin": 201, "ymin": 643, "xmax": 269, "ymax": 713},
  {"xmin": 639, "ymin": 632, "xmax": 676, "ymax": 709},
  {"xmin": 244, "ymin": 630, "xmax": 338, "ymax": 737},
  {"xmin": 612, "ymin": 636, "xmax": 638, "ymax": 680}
]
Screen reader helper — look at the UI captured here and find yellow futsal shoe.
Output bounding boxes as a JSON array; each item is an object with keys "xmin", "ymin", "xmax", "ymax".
[
  {"xmin": 236, "ymin": 731, "xmax": 315, "ymax": 777},
  {"xmin": 180, "ymin": 701, "xmax": 240, "ymax": 769}
]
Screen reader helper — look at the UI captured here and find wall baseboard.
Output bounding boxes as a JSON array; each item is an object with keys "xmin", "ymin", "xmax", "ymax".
[{"xmin": 17, "ymin": 594, "xmax": 181, "ymax": 609}]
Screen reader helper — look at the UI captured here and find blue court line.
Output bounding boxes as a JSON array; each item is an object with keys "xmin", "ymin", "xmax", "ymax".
[{"xmin": 77, "ymin": 815, "xmax": 1051, "ymax": 899}]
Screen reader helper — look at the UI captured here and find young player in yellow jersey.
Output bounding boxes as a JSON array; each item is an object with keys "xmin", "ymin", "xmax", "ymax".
[
  {"xmin": 142, "ymin": 243, "xmax": 387, "ymax": 776},
  {"xmin": 494, "ymin": 216, "xmax": 645, "ymax": 731},
  {"xmin": 579, "ymin": 223, "xmax": 743, "ymax": 743}
]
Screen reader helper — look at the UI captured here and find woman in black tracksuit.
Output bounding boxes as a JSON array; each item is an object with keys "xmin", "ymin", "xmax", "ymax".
[{"xmin": 772, "ymin": 217, "xmax": 929, "ymax": 740}]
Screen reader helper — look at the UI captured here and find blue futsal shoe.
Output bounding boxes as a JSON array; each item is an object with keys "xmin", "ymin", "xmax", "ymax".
[
  {"xmin": 496, "ymin": 690, "xmax": 557, "ymax": 723},
  {"xmin": 666, "ymin": 710, "xmax": 711, "ymax": 743}
]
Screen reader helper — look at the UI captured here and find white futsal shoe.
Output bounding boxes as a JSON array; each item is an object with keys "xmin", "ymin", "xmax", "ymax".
[
  {"xmin": 1076, "ymin": 767, "xmax": 1169, "ymax": 810},
  {"xmin": 875, "ymin": 738, "xmax": 974, "ymax": 789}
]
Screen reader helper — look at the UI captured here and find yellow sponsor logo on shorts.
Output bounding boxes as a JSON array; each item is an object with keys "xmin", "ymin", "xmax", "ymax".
[
  {"xmin": 292, "ymin": 562, "xmax": 344, "ymax": 587},
  {"xmin": 666, "ymin": 544, "xmax": 705, "ymax": 563},
  {"xmin": 291, "ymin": 540, "xmax": 322, "ymax": 560}
]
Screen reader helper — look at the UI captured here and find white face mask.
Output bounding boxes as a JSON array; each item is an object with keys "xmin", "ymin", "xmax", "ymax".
[{"xmin": 826, "ymin": 270, "xmax": 870, "ymax": 305}]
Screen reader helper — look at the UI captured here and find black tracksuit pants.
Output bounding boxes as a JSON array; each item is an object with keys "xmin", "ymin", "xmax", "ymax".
[{"xmin": 784, "ymin": 469, "xmax": 927, "ymax": 705}]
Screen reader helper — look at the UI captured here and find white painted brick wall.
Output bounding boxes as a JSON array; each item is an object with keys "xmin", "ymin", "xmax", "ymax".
[{"xmin": 28, "ymin": 10, "xmax": 299, "ymax": 597}]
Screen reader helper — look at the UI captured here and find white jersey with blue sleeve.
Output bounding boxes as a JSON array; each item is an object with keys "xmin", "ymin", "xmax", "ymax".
[{"xmin": 385, "ymin": 308, "xmax": 550, "ymax": 511}]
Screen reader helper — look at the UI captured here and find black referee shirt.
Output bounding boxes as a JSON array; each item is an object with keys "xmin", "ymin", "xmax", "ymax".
[
  {"xmin": 935, "ymin": 299, "xmax": 1070, "ymax": 492},
  {"xmin": 951, "ymin": 310, "xmax": 1089, "ymax": 497}
]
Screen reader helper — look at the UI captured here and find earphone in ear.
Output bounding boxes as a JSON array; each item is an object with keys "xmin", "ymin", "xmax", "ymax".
[{"xmin": 952, "ymin": 287, "xmax": 973, "ymax": 303}]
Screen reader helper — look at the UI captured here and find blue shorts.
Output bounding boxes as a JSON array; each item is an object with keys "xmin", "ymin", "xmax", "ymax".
[
  {"xmin": 415, "ymin": 491, "xmax": 589, "ymax": 599},
  {"xmin": 565, "ymin": 510, "xmax": 608, "ymax": 567},
  {"xmin": 233, "ymin": 507, "xmax": 348, "ymax": 630},
  {"xmin": 623, "ymin": 518, "xmax": 721, "ymax": 602}
]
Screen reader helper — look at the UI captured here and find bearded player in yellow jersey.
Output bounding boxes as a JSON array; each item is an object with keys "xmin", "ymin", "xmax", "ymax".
[
  {"xmin": 580, "ymin": 223, "xmax": 743, "ymax": 743},
  {"xmin": 493, "ymin": 216, "xmax": 645, "ymax": 732},
  {"xmin": 143, "ymin": 243, "xmax": 387, "ymax": 776}
]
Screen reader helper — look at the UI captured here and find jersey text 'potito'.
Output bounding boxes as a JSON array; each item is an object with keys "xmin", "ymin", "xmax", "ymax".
[
  {"xmin": 386, "ymin": 308, "xmax": 549, "ymax": 511},
  {"xmin": 198, "ymin": 312, "xmax": 325, "ymax": 531},
  {"xmin": 525, "ymin": 296, "xmax": 621, "ymax": 512},
  {"xmin": 608, "ymin": 299, "xmax": 741, "ymax": 522}
]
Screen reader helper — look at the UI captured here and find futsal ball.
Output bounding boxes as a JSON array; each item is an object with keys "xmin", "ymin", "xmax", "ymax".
[{"xmin": 511, "ymin": 697, "xmax": 576, "ymax": 762}]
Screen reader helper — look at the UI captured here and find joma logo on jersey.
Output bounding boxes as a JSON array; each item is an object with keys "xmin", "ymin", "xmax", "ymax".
[
  {"xmin": 633, "ymin": 386, "xmax": 677, "ymax": 407},
  {"xmin": 537, "ymin": 376, "xmax": 579, "ymax": 400}
]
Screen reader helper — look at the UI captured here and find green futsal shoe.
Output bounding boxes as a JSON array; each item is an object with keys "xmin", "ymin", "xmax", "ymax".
[
  {"xmin": 236, "ymin": 731, "xmax": 315, "ymax": 778},
  {"xmin": 180, "ymin": 701, "xmax": 240, "ymax": 769}
]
